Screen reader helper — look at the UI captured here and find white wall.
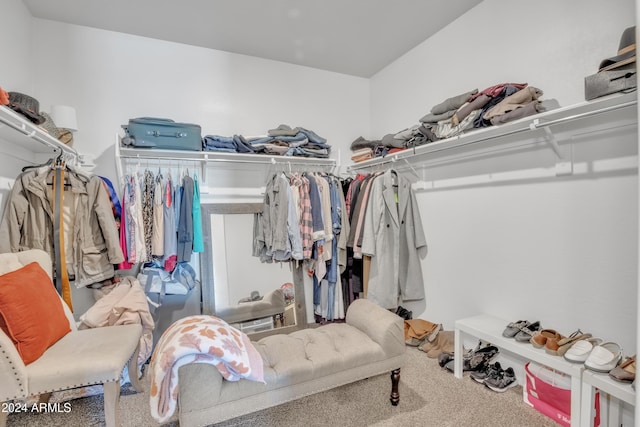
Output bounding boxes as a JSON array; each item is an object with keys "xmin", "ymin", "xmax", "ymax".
[
  {"xmin": 371, "ymin": 0, "xmax": 635, "ymax": 137},
  {"xmin": 0, "ymin": 0, "xmax": 36, "ymax": 184},
  {"xmin": 371, "ymin": 0, "xmax": 638, "ymax": 360},
  {"xmin": 0, "ymin": 11, "xmax": 370, "ymax": 317},
  {"xmin": 27, "ymin": 19, "xmax": 370, "ymax": 182},
  {"xmin": 1, "ymin": 0, "xmax": 33, "ymax": 93},
  {"xmin": 0, "ymin": 0, "xmax": 637, "ymax": 365}
]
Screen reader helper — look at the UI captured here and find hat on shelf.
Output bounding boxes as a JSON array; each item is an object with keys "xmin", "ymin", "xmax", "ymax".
[
  {"xmin": 38, "ymin": 112, "xmax": 59, "ymax": 138},
  {"xmin": 599, "ymin": 26, "xmax": 636, "ymax": 72},
  {"xmin": 37, "ymin": 111, "xmax": 75, "ymax": 147},
  {"xmin": 7, "ymin": 92, "xmax": 46, "ymax": 125}
]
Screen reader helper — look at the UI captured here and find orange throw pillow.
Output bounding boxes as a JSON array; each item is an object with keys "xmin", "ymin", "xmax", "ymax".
[{"xmin": 0, "ymin": 262, "xmax": 71, "ymax": 364}]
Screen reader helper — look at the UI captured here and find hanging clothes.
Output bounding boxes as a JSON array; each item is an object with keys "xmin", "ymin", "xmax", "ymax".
[
  {"xmin": 290, "ymin": 173, "xmax": 313, "ymax": 260},
  {"xmin": 177, "ymin": 174, "xmax": 194, "ymax": 263},
  {"xmin": 118, "ymin": 180, "xmax": 133, "ymax": 270},
  {"xmin": 360, "ymin": 169, "xmax": 427, "ymax": 310},
  {"xmin": 163, "ymin": 173, "xmax": 177, "ymax": 271},
  {"xmin": 192, "ymin": 174, "xmax": 204, "ymax": 253},
  {"xmin": 151, "ymin": 172, "xmax": 164, "ymax": 257},
  {"xmin": 253, "ymin": 171, "xmax": 350, "ymax": 322},
  {"xmin": 0, "ymin": 162, "xmax": 123, "ymax": 288},
  {"xmin": 142, "ymin": 169, "xmax": 155, "ymax": 261},
  {"xmin": 132, "ymin": 172, "xmax": 148, "ymax": 263}
]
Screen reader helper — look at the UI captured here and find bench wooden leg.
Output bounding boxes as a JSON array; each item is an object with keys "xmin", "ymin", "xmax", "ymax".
[
  {"xmin": 103, "ymin": 380, "xmax": 121, "ymax": 427},
  {"xmin": 390, "ymin": 368, "xmax": 400, "ymax": 406},
  {"xmin": 128, "ymin": 344, "xmax": 144, "ymax": 393}
]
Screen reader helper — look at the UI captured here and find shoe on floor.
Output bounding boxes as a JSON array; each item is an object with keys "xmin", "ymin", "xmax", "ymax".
[
  {"xmin": 467, "ymin": 345, "xmax": 500, "ymax": 372},
  {"xmin": 444, "ymin": 345, "xmax": 499, "ymax": 373},
  {"xmin": 484, "ymin": 366, "xmax": 518, "ymax": 392},
  {"xmin": 438, "ymin": 352, "xmax": 453, "ymax": 368},
  {"xmin": 470, "ymin": 362, "xmax": 502, "ymax": 384},
  {"xmin": 585, "ymin": 342, "xmax": 623, "ymax": 373}
]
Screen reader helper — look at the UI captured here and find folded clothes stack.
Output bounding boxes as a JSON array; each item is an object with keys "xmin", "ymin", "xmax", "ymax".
[
  {"xmin": 349, "ymin": 82, "xmax": 556, "ymax": 162},
  {"xmin": 203, "ymin": 124, "xmax": 331, "ymax": 159}
]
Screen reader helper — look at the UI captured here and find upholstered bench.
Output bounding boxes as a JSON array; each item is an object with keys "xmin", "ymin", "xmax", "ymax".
[
  {"xmin": 177, "ymin": 298, "xmax": 405, "ymax": 427},
  {"xmin": 215, "ymin": 288, "xmax": 287, "ymax": 325}
]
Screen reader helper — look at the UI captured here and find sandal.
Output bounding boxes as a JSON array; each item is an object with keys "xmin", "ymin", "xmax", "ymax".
[
  {"xmin": 609, "ymin": 355, "xmax": 636, "ymax": 383},
  {"xmin": 530, "ymin": 329, "xmax": 561, "ymax": 348},
  {"xmin": 444, "ymin": 344, "xmax": 499, "ymax": 372},
  {"xmin": 556, "ymin": 330, "xmax": 592, "ymax": 356},
  {"xmin": 545, "ymin": 332, "xmax": 566, "ymax": 355},
  {"xmin": 502, "ymin": 320, "xmax": 529, "ymax": 338},
  {"xmin": 564, "ymin": 337, "xmax": 603, "ymax": 363},
  {"xmin": 585, "ymin": 342, "xmax": 623, "ymax": 373},
  {"xmin": 514, "ymin": 321, "xmax": 541, "ymax": 342}
]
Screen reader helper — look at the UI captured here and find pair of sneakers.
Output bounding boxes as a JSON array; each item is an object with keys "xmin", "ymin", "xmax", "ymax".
[{"xmin": 470, "ymin": 362, "xmax": 518, "ymax": 392}]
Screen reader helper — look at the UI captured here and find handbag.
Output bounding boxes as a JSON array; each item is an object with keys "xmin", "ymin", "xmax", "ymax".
[{"xmin": 138, "ymin": 262, "xmax": 198, "ymax": 308}]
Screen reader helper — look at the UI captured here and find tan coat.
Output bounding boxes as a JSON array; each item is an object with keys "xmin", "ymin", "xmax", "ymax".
[{"xmin": 0, "ymin": 167, "xmax": 123, "ymax": 287}]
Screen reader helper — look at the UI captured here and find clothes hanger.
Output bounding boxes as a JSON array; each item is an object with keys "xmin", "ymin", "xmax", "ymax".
[{"xmin": 21, "ymin": 157, "xmax": 53, "ymax": 172}]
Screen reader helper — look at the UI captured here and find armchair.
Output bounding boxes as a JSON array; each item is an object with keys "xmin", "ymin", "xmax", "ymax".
[{"xmin": 0, "ymin": 249, "xmax": 143, "ymax": 427}]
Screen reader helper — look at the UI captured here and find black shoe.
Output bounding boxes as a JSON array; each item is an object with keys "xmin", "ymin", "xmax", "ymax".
[
  {"xmin": 395, "ymin": 306, "xmax": 413, "ymax": 320},
  {"xmin": 438, "ymin": 352, "xmax": 453, "ymax": 368},
  {"xmin": 485, "ymin": 366, "xmax": 517, "ymax": 392},
  {"xmin": 470, "ymin": 362, "xmax": 502, "ymax": 384},
  {"xmin": 466, "ymin": 345, "xmax": 500, "ymax": 372}
]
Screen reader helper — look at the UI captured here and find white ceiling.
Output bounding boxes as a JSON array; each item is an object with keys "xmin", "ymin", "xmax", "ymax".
[{"xmin": 23, "ymin": 0, "xmax": 482, "ymax": 78}]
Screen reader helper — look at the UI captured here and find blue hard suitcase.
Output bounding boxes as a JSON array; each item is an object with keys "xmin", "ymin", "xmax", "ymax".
[{"xmin": 122, "ymin": 117, "xmax": 202, "ymax": 151}]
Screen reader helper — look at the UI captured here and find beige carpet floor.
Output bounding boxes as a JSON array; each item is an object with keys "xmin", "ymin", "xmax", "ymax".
[{"xmin": 5, "ymin": 347, "xmax": 560, "ymax": 427}]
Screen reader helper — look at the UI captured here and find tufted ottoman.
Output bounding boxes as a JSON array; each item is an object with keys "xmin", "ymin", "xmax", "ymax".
[{"xmin": 177, "ymin": 298, "xmax": 405, "ymax": 427}]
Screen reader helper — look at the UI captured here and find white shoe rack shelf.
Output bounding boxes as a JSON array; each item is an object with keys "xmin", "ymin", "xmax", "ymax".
[{"xmin": 455, "ymin": 314, "xmax": 636, "ymax": 427}]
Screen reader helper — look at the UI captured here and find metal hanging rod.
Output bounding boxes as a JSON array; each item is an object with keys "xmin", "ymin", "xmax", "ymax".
[{"xmin": 118, "ymin": 148, "xmax": 335, "ymax": 167}]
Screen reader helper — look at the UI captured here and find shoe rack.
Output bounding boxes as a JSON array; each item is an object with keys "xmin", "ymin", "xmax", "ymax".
[
  {"xmin": 581, "ymin": 369, "xmax": 635, "ymax": 427},
  {"xmin": 455, "ymin": 313, "xmax": 586, "ymax": 427}
]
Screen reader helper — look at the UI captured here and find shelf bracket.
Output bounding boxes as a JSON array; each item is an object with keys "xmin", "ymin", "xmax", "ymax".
[
  {"xmin": 531, "ymin": 119, "xmax": 573, "ymax": 176},
  {"xmin": 392, "ymin": 156, "xmax": 421, "ymax": 181},
  {"xmin": 201, "ymin": 154, "xmax": 208, "ymax": 184}
]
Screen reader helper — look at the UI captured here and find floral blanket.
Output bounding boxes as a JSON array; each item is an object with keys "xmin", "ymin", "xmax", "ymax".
[{"xmin": 149, "ymin": 315, "xmax": 265, "ymax": 422}]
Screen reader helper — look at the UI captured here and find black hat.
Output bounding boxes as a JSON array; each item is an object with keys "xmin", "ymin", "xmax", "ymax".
[
  {"xmin": 599, "ymin": 26, "xmax": 636, "ymax": 72},
  {"xmin": 7, "ymin": 92, "xmax": 46, "ymax": 125}
]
